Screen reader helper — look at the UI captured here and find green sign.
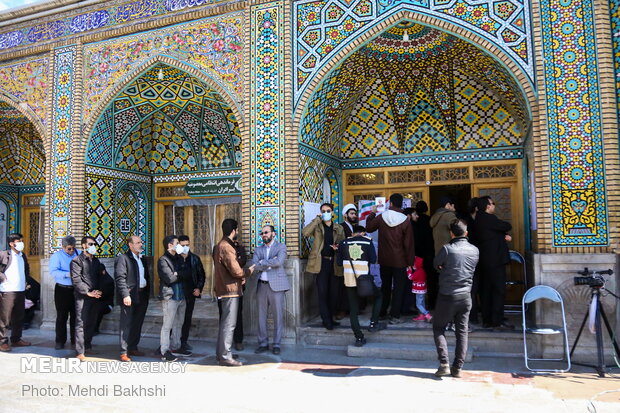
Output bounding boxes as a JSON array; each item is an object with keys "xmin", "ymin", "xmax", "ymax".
[{"xmin": 185, "ymin": 176, "xmax": 242, "ymax": 197}]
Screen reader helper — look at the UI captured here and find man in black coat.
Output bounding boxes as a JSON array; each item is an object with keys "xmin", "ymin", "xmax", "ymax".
[
  {"xmin": 114, "ymin": 235, "xmax": 150, "ymax": 361},
  {"xmin": 178, "ymin": 235, "xmax": 206, "ymax": 352},
  {"xmin": 471, "ymin": 196, "xmax": 512, "ymax": 330},
  {"xmin": 71, "ymin": 236, "xmax": 107, "ymax": 361}
]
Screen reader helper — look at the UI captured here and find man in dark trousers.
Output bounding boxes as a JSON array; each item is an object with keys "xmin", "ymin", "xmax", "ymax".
[
  {"xmin": 433, "ymin": 220, "xmax": 479, "ymax": 378},
  {"xmin": 114, "ymin": 235, "xmax": 150, "ymax": 362},
  {"xmin": 0, "ymin": 233, "xmax": 32, "ymax": 351},
  {"xmin": 337, "ymin": 225, "xmax": 383, "ymax": 347},
  {"xmin": 49, "ymin": 235, "xmax": 78, "ymax": 350},
  {"xmin": 71, "ymin": 236, "xmax": 107, "ymax": 361},
  {"xmin": 366, "ymin": 193, "xmax": 415, "ymax": 324},
  {"xmin": 178, "ymin": 235, "xmax": 206, "ymax": 352},
  {"xmin": 302, "ymin": 203, "xmax": 345, "ymax": 330},
  {"xmin": 472, "ymin": 196, "xmax": 513, "ymax": 330},
  {"xmin": 213, "ymin": 219, "xmax": 254, "ymax": 366}
]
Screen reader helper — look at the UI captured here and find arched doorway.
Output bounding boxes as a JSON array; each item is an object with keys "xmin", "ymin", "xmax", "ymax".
[
  {"xmin": 84, "ymin": 63, "xmax": 243, "ymax": 302},
  {"xmin": 299, "ymin": 21, "xmax": 531, "ymax": 304},
  {"xmin": 0, "ymin": 101, "xmax": 46, "ymax": 281}
]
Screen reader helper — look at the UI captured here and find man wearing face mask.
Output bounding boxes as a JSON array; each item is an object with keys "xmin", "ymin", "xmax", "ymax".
[
  {"xmin": 0, "ymin": 233, "xmax": 32, "ymax": 352},
  {"xmin": 177, "ymin": 235, "xmax": 206, "ymax": 353},
  {"xmin": 49, "ymin": 235, "xmax": 79, "ymax": 350},
  {"xmin": 158, "ymin": 235, "xmax": 187, "ymax": 362},
  {"xmin": 114, "ymin": 235, "xmax": 150, "ymax": 362},
  {"xmin": 251, "ymin": 225, "xmax": 289, "ymax": 355},
  {"xmin": 71, "ymin": 236, "xmax": 107, "ymax": 361},
  {"xmin": 302, "ymin": 203, "xmax": 345, "ymax": 330}
]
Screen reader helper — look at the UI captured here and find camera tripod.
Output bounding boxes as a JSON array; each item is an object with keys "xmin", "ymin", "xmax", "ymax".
[{"xmin": 569, "ymin": 273, "xmax": 620, "ymax": 377}]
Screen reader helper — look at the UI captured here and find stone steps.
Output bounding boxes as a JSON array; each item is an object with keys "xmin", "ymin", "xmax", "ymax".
[
  {"xmin": 297, "ymin": 323, "xmax": 524, "ymax": 357},
  {"xmin": 347, "ymin": 341, "xmax": 474, "ymax": 362}
]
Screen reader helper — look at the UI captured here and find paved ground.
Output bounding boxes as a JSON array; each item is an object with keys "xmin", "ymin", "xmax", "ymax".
[{"xmin": 1, "ymin": 329, "xmax": 619, "ymax": 413}]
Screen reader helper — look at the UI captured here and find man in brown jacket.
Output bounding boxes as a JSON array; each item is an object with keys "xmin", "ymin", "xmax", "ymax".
[
  {"xmin": 213, "ymin": 219, "xmax": 254, "ymax": 366},
  {"xmin": 430, "ymin": 196, "xmax": 457, "ymax": 256},
  {"xmin": 302, "ymin": 203, "xmax": 345, "ymax": 330},
  {"xmin": 366, "ymin": 194, "xmax": 415, "ymax": 324}
]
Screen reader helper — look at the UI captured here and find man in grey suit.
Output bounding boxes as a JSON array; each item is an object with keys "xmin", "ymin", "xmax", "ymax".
[{"xmin": 252, "ymin": 225, "xmax": 289, "ymax": 355}]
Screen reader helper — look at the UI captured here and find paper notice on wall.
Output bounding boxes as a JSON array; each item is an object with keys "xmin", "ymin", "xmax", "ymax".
[
  {"xmin": 303, "ymin": 202, "xmax": 321, "ymax": 228},
  {"xmin": 402, "ymin": 198, "xmax": 412, "ymax": 209}
]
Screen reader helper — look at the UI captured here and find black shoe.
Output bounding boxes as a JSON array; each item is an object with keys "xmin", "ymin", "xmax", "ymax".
[
  {"xmin": 172, "ymin": 348, "xmax": 192, "ymax": 356},
  {"xmin": 389, "ymin": 317, "xmax": 404, "ymax": 325},
  {"xmin": 161, "ymin": 351, "xmax": 178, "ymax": 362},
  {"xmin": 450, "ymin": 366, "xmax": 462, "ymax": 378},
  {"xmin": 55, "ymin": 343, "xmax": 64, "ymax": 350},
  {"xmin": 322, "ymin": 322, "xmax": 334, "ymax": 330},
  {"xmin": 234, "ymin": 342, "xmax": 244, "ymax": 351},
  {"xmin": 445, "ymin": 322, "xmax": 455, "ymax": 332},
  {"xmin": 368, "ymin": 321, "xmax": 387, "ymax": 332},
  {"xmin": 354, "ymin": 337, "xmax": 367, "ymax": 347},
  {"xmin": 272, "ymin": 347, "xmax": 281, "ymax": 355},
  {"xmin": 435, "ymin": 364, "xmax": 450, "ymax": 377},
  {"xmin": 332, "ymin": 320, "xmax": 341, "ymax": 326},
  {"xmin": 255, "ymin": 346, "xmax": 269, "ymax": 354},
  {"xmin": 180, "ymin": 342, "xmax": 193, "ymax": 351}
]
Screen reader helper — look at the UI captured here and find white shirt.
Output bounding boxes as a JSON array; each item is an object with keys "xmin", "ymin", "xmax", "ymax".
[
  {"xmin": 0, "ymin": 250, "xmax": 26, "ymax": 292},
  {"xmin": 132, "ymin": 252, "xmax": 146, "ymax": 289},
  {"xmin": 259, "ymin": 243, "xmax": 273, "ymax": 281}
]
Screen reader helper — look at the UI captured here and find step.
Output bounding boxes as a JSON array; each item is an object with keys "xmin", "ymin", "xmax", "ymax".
[
  {"xmin": 298, "ymin": 324, "xmax": 524, "ymax": 355},
  {"xmin": 347, "ymin": 341, "xmax": 473, "ymax": 362}
]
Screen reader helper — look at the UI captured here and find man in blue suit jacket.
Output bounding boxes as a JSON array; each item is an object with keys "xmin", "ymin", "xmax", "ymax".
[{"xmin": 251, "ymin": 225, "xmax": 289, "ymax": 355}]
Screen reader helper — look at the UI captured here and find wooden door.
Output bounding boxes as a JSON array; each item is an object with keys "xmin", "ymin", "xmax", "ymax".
[{"xmin": 21, "ymin": 206, "xmax": 43, "ymax": 282}]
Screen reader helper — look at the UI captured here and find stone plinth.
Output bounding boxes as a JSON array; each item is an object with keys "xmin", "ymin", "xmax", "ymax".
[{"xmin": 531, "ymin": 253, "xmax": 619, "ymax": 364}]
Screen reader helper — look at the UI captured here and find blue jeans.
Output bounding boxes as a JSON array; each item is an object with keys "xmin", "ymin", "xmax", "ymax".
[{"xmin": 415, "ymin": 293, "xmax": 428, "ymax": 315}]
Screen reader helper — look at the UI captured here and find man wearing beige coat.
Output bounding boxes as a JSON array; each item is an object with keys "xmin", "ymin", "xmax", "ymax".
[{"xmin": 302, "ymin": 203, "xmax": 345, "ymax": 330}]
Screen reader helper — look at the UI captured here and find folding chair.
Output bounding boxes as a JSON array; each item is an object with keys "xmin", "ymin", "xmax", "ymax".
[
  {"xmin": 522, "ymin": 285, "xmax": 571, "ymax": 372},
  {"xmin": 505, "ymin": 250, "xmax": 527, "ymax": 314}
]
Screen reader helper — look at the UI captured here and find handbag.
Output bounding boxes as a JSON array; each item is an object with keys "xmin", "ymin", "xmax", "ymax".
[{"xmin": 349, "ymin": 259, "xmax": 374, "ymax": 297}]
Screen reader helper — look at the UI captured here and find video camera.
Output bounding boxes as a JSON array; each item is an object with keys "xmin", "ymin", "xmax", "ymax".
[{"xmin": 573, "ymin": 267, "xmax": 613, "ymax": 288}]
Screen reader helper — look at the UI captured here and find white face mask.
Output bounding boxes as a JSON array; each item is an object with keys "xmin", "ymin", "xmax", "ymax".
[
  {"xmin": 174, "ymin": 244, "xmax": 184, "ymax": 254},
  {"xmin": 14, "ymin": 241, "xmax": 24, "ymax": 252},
  {"xmin": 321, "ymin": 211, "xmax": 332, "ymax": 221},
  {"xmin": 87, "ymin": 245, "xmax": 97, "ymax": 255},
  {"xmin": 182, "ymin": 246, "xmax": 190, "ymax": 254}
]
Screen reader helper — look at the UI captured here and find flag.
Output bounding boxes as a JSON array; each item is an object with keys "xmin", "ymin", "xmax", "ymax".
[{"xmin": 358, "ymin": 200, "xmax": 374, "ymax": 221}]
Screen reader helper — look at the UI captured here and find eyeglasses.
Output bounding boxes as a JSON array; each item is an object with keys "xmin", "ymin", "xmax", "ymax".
[
  {"xmin": 87, "ymin": 242, "xmax": 96, "ymax": 246},
  {"xmin": 321, "ymin": 210, "xmax": 332, "ymax": 213},
  {"xmin": 261, "ymin": 231, "xmax": 271, "ymax": 235}
]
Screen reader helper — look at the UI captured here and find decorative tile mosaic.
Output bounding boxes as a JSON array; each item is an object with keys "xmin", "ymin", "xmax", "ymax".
[
  {"xmin": 302, "ymin": 22, "xmax": 526, "ymax": 159},
  {"xmin": 611, "ymin": 1, "xmax": 620, "ymax": 142},
  {"xmin": 86, "ymin": 173, "xmax": 115, "ymax": 256},
  {"xmin": 0, "ymin": 57, "xmax": 49, "ymax": 129},
  {"xmin": 0, "ymin": 0, "xmax": 230, "ymax": 52},
  {"xmin": 87, "ymin": 65, "xmax": 242, "ymax": 174},
  {"xmin": 540, "ymin": 0, "xmax": 607, "ymax": 246},
  {"xmin": 0, "ymin": 189, "xmax": 18, "ymax": 239},
  {"xmin": 294, "ymin": 0, "xmax": 534, "ymax": 109},
  {"xmin": 48, "ymin": 47, "xmax": 75, "ymax": 252},
  {"xmin": 115, "ymin": 182, "xmax": 149, "ymax": 255},
  {"xmin": 82, "ymin": 13, "xmax": 244, "ymax": 123},
  {"xmin": 249, "ymin": 1, "xmax": 286, "ymax": 248}
]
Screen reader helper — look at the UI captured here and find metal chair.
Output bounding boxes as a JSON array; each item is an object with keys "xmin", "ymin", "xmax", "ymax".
[
  {"xmin": 505, "ymin": 250, "xmax": 527, "ymax": 314},
  {"xmin": 522, "ymin": 285, "xmax": 571, "ymax": 372}
]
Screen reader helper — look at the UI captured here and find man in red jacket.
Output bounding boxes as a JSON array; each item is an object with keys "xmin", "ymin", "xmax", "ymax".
[{"xmin": 366, "ymin": 194, "xmax": 415, "ymax": 324}]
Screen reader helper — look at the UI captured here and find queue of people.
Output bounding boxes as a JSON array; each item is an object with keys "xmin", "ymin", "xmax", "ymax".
[{"xmin": 0, "ymin": 192, "xmax": 512, "ymax": 377}]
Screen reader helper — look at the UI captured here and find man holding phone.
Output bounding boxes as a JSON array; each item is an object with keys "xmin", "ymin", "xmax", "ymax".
[{"xmin": 302, "ymin": 203, "xmax": 345, "ymax": 330}]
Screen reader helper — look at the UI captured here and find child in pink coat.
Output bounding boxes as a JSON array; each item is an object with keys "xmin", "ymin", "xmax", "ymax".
[{"xmin": 408, "ymin": 256, "xmax": 432, "ymax": 322}]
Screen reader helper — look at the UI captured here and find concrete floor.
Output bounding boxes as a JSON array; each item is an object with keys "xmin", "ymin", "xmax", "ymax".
[{"xmin": 1, "ymin": 328, "xmax": 619, "ymax": 413}]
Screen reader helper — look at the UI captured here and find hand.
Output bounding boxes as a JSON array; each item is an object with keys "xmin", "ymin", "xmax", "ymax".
[
  {"xmin": 193, "ymin": 289, "xmax": 200, "ymax": 297},
  {"xmin": 372, "ymin": 205, "xmax": 377, "ymax": 213},
  {"xmin": 504, "ymin": 234, "xmax": 512, "ymax": 242},
  {"xmin": 123, "ymin": 296, "xmax": 132, "ymax": 306},
  {"xmin": 330, "ymin": 244, "xmax": 338, "ymax": 250},
  {"xmin": 87, "ymin": 290, "xmax": 102, "ymax": 299},
  {"xmin": 248, "ymin": 264, "xmax": 256, "ymax": 273}
]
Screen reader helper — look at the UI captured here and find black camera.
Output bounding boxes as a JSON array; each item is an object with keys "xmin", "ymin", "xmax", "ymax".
[
  {"xmin": 574, "ymin": 275, "xmax": 605, "ymax": 287},
  {"xmin": 573, "ymin": 267, "xmax": 613, "ymax": 288}
]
